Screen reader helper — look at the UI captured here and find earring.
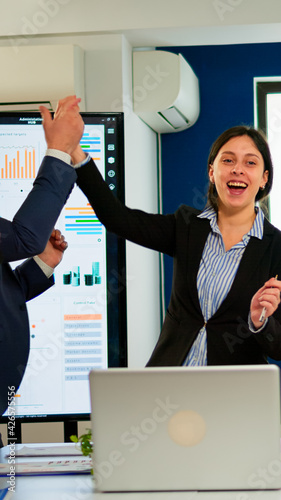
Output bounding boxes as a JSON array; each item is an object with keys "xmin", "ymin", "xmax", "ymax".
[{"xmin": 260, "ymin": 185, "xmax": 266, "ymax": 190}]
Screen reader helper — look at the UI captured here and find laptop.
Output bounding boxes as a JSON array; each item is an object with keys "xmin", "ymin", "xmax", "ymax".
[{"xmin": 89, "ymin": 365, "xmax": 281, "ymax": 492}]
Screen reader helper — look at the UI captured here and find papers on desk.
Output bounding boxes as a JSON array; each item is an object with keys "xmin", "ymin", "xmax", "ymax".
[
  {"xmin": 0, "ymin": 459, "xmax": 92, "ymax": 476},
  {"xmin": 11, "ymin": 444, "xmax": 82, "ymax": 457}
]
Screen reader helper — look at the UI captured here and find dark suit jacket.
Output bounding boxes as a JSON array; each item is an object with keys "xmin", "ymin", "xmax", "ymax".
[
  {"xmin": 0, "ymin": 155, "xmax": 77, "ymax": 416},
  {"xmin": 76, "ymin": 159, "xmax": 281, "ymax": 367}
]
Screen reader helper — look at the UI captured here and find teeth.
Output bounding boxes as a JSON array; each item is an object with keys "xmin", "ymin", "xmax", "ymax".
[{"xmin": 227, "ymin": 182, "xmax": 247, "ymax": 188}]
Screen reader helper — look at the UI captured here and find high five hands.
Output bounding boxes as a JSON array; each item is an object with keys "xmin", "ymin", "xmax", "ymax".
[{"xmin": 39, "ymin": 95, "xmax": 84, "ymax": 156}]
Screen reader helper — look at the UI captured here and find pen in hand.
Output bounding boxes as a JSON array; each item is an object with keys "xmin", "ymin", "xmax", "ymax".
[{"xmin": 259, "ymin": 275, "xmax": 278, "ymax": 322}]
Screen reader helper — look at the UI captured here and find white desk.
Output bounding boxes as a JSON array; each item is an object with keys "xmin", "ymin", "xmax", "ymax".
[
  {"xmin": 1, "ymin": 444, "xmax": 281, "ymax": 500},
  {"xmin": 6, "ymin": 477, "xmax": 281, "ymax": 500}
]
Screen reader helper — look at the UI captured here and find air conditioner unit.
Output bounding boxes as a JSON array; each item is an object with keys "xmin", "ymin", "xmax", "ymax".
[
  {"xmin": 133, "ymin": 50, "xmax": 200, "ymax": 134},
  {"xmin": 0, "ymin": 44, "xmax": 85, "ymax": 111}
]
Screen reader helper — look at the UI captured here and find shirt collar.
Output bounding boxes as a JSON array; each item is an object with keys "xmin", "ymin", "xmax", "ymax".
[{"xmin": 198, "ymin": 205, "xmax": 264, "ymax": 240}]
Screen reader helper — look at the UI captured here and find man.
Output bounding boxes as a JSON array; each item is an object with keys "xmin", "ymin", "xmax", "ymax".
[{"xmin": 0, "ymin": 95, "xmax": 84, "ymax": 416}]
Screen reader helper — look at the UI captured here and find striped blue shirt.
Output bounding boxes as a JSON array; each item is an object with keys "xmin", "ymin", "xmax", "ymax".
[{"xmin": 183, "ymin": 205, "xmax": 264, "ymax": 366}]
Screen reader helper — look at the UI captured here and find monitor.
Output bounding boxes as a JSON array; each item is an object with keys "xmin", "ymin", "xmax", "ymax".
[
  {"xmin": 256, "ymin": 80, "xmax": 281, "ymax": 228},
  {"xmin": 0, "ymin": 111, "xmax": 127, "ymax": 426}
]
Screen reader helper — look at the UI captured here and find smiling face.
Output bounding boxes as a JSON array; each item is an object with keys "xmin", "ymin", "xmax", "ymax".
[{"xmin": 208, "ymin": 135, "xmax": 269, "ymax": 214}]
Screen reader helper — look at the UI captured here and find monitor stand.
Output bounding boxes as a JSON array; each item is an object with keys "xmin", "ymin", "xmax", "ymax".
[{"xmin": 63, "ymin": 420, "xmax": 78, "ymax": 442}]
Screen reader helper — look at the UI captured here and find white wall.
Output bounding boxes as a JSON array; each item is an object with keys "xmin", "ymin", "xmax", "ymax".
[
  {"xmin": 1, "ymin": 0, "xmax": 281, "ymax": 48},
  {"xmin": 1, "ymin": 0, "xmax": 281, "ymax": 35}
]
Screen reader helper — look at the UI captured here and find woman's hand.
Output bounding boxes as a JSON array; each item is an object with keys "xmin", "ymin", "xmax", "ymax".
[
  {"xmin": 250, "ymin": 276, "xmax": 281, "ymax": 329},
  {"xmin": 71, "ymin": 145, "xmax": 87, "ymax": 165}
]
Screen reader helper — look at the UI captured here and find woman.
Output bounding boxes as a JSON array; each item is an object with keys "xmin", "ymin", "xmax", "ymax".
[{"xmin": 73, "ymin": 125, "xmax": 281, "ymax": 366}]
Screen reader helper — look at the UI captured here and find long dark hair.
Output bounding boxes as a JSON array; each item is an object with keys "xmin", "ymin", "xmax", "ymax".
[{"xmin": 207, "ymin": 126, "xmax": 273, "ymax": 212}]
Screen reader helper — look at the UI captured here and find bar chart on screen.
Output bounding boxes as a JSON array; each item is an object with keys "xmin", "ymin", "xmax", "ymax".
[
  {"xmin": 0, "ymin": 125, "xmax": 45, "ymax": 219},
  {"xmin": 0, "ymin": 146, "xmax": 37, "ymax": 180},
  {"xmin": 80, "ymin": 126, "xmax": 104, "ymax": 167},
  {"xmin": 0, "ymin": 122, "xmax": 44, "ymax": 179}
]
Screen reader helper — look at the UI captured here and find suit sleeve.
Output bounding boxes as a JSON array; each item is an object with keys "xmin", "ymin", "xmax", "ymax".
[
  {"xmin": 76, "ymin": 158, "xmax": 176, "ymax": 256},
  {"xmin": 14, "ymin": 257, "xmax": 54, "ymax": 302},
  {"xmin": 251, "ymin": 226, "xmax": 281, "ymax": 360},
  {"xmin": 252, "ymin": 317, "xmax": 281, "ymax": 359},
  {"xmin": 0, "ymin": 155, "xmax": 77, "ymax": 263}
]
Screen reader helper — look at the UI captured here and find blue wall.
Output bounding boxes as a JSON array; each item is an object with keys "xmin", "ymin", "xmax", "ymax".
[{"xmin": 161, "ymin": 42, "xmax": 281, "ymax": 308}]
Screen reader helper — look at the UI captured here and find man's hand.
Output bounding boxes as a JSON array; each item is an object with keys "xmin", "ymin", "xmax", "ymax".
[
  {"xmin": 40, "ymin": 95, "xmax": 84, "ymax": 155},
  {"xmin": 38, "ymin": 229, "xmax": 68, "ymax": 269}
]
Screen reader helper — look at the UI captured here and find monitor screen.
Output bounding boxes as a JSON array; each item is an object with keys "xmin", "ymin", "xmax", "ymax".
[
  {"xmin": 256, "ymin": 80, "xmax": 281, "ymax": 230},
  {"xmin": 0, "ymin": 111, "xmax": 127, "ymax": 422}
]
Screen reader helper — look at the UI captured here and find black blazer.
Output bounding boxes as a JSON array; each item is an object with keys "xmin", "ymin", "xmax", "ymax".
[
  {"xmin": 76, "ymin": 159, "xmax": 281, "ymax": 366},
  {"xmin": 0, "ymin": 155, "xmax": 76, "ymax": 415}
]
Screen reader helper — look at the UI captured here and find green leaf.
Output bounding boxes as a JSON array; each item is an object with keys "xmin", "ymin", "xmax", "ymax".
[{"xmin": 70, "ymin": 429, "xmax": 93, "ymax": 457}]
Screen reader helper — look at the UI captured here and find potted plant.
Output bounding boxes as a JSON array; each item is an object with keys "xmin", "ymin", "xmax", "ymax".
[{"xmin": 70, "ymin": 429, "xmax": 93, "ymax": 473}]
